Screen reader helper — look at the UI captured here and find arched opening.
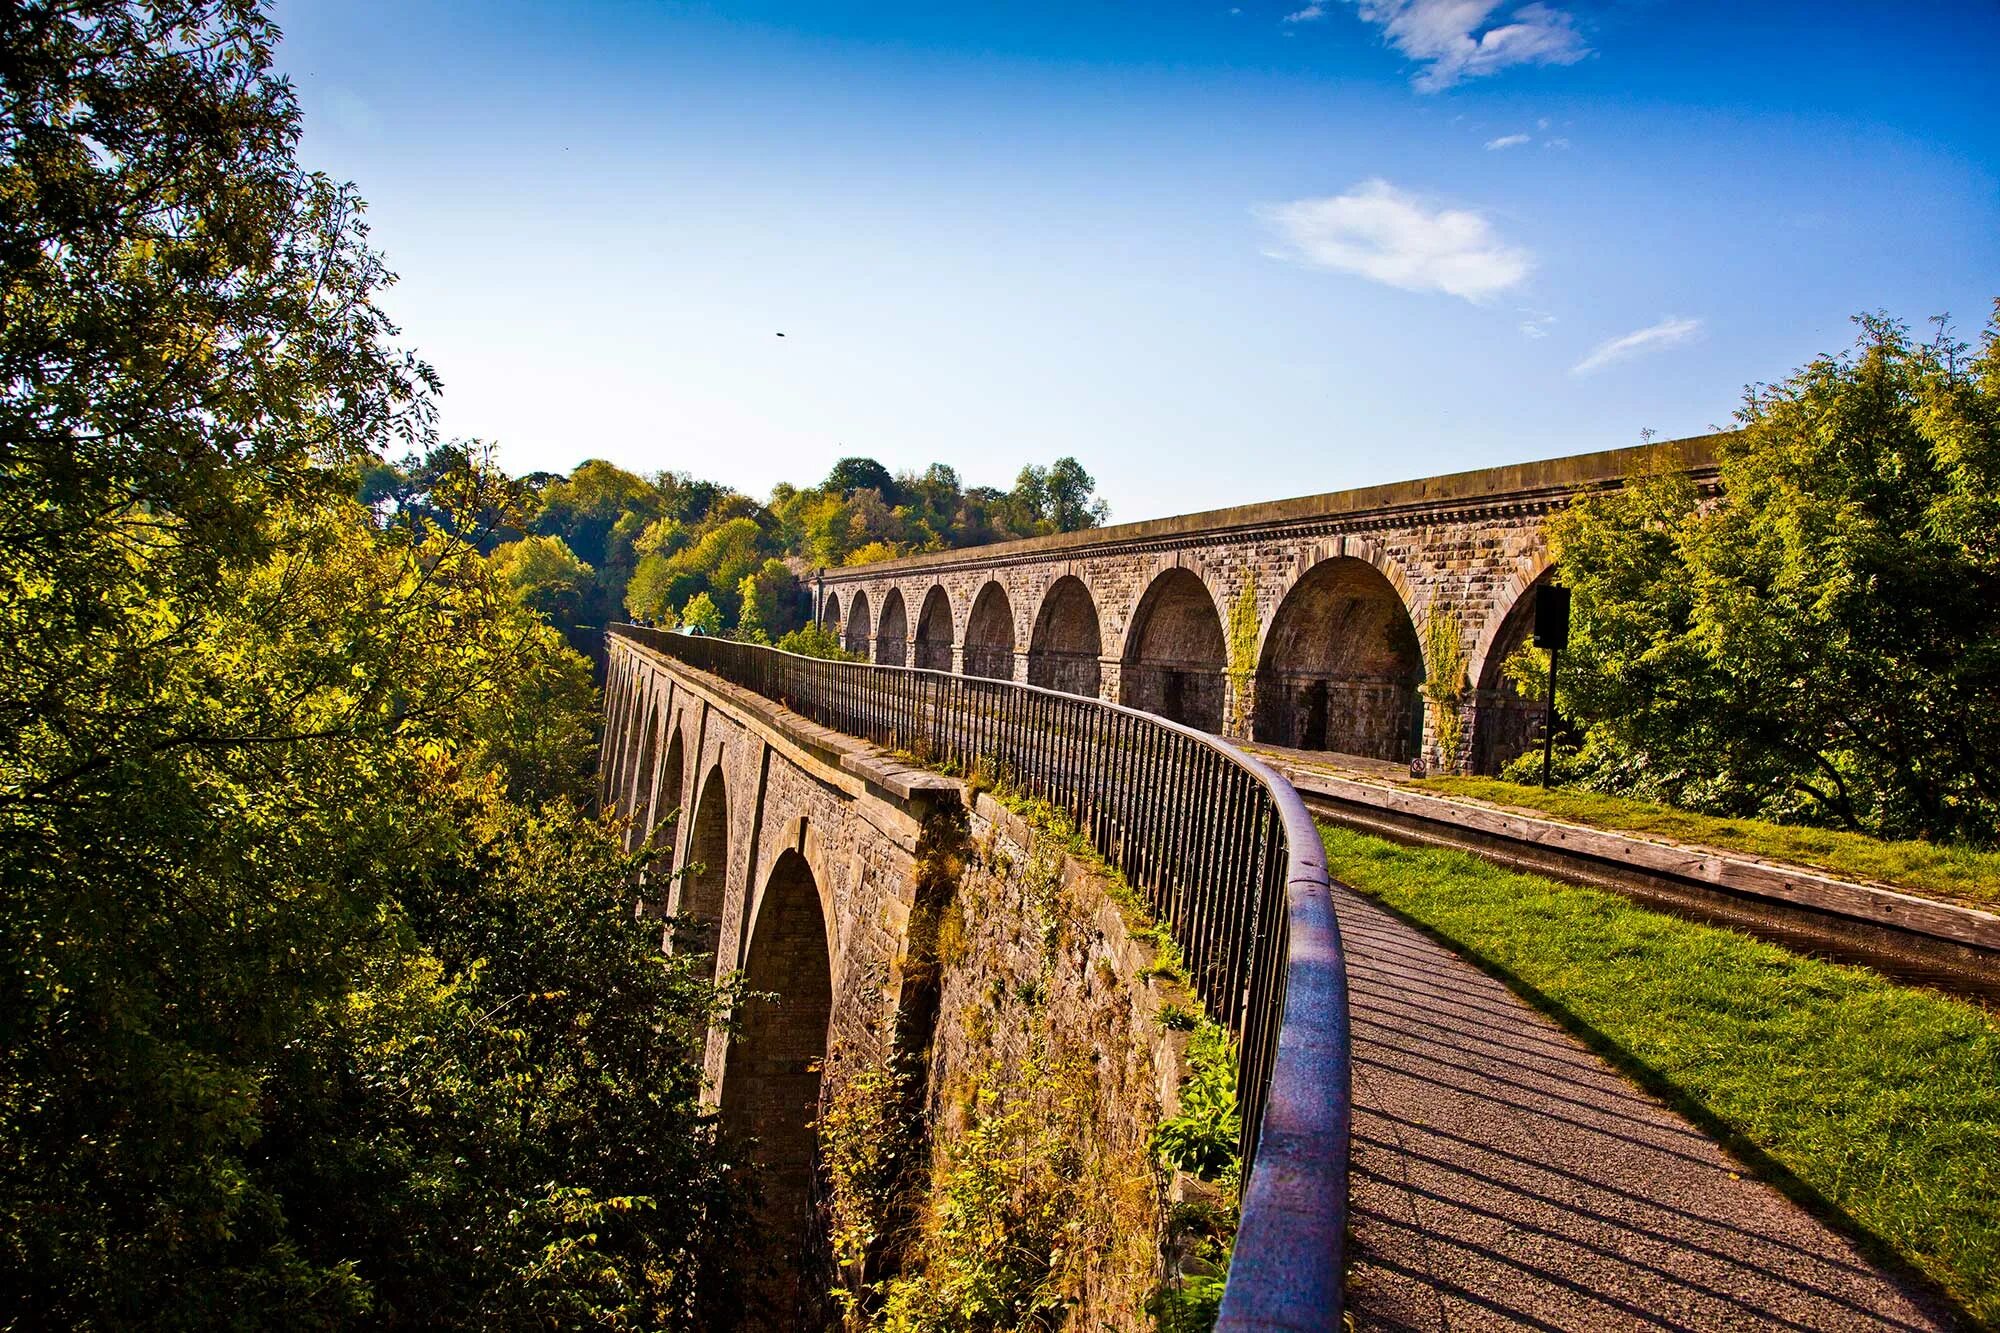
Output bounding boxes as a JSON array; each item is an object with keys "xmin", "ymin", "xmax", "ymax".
[
  {"xmin": 1120, "ymin": 569, "xmax": 1227, "ymax": 732},
  {"xmin": 641, "ymin": 728, "xmax": 686, "ymax": 918},
  {"xmin": 1472, "ymin": 568, "xmax": 1557, "ymax": 775},
  {"xmin": 877, "ymin": 588, "xmax": 908, "ymax": 668},
  {"xmin": 1027, "ymin": 576, "xmax": 1102, "ymax": 697},
  {"xmin": 1253, "ymin": 557, "xmax": 1423, "ymax": 762},
  {"xmin": 963, "ymin": 582, "xmax": 1016, "ymax": 680},
  {"xmin": 625, "ymin": 701, "xmax": 661, "ymax": 851},
  {"xmin": 720, "ymin": 848, "xmax": 834, "ymax": 1327},
  {"xmin": 844, "ymin": 590, "xmax": 873, "ymax": 660},
  {"xmin": 820, "ymin": 592, "xmax": 841, "ymax": 633},
  {"xmin": 914, "ymin": 586, "xmax": 953, "ymax": 673},
  {"xmin": 615, "ymin": 680, "xmax": 653, "ymax": 823},
  {"xmin": 675, "ymin": 763, "xmax": 730, "ymax": 957}
]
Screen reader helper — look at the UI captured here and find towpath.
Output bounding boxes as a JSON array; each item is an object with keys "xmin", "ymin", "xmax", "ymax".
[{"xmin": 1336, "ymin": 885, "xmax": 1958, "ymax": 1331}]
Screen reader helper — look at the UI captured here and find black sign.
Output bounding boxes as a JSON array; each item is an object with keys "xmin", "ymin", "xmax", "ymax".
[{"xmin": 1534, "ymin": 585, "xmax": 1571, "ymax": 652}]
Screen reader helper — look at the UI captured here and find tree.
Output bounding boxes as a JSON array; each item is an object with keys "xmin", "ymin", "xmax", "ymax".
[
  {"xmin": 1538, "ymin": 307, "xmax": 2000, "ymax": 843},
  {"xmin": 737, "ymin": 558, "xmax": 806, "ymax": 641},
  {"xmin": 1047, "ymin": 456, "xmax": 1111, "ymax": 532},
  {"xmin": 0, "ymin": 5, "xmax": 744, "ymax": 1322},
  {"xmin": 533, "ymin": 460, "xmax": 659, "ymax": 568},
  {"xmin": 492, "ymin": 533, "xmax": 596, "ymax": 633},
  {"xmin": 776, "ymin": 623, "xmax": 860, "ymax": 661},
  {"xmin": 826, "ymin": 456, "xmax": 898, "ymax": 501},
  {"xmin": 680, "ymin": 591, "xmax": 724, "ymax": 635}
]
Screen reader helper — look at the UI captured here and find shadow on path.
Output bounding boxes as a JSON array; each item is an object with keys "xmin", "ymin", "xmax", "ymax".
[{"xmin": 1336, "ymin": 886, "xmax": 1961, "ymax": 1332}]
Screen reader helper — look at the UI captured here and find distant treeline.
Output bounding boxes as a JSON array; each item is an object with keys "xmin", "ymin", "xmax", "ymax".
[{"xmin": 360, "ymin": 453, "xmax": 1110, "ymax": 650}]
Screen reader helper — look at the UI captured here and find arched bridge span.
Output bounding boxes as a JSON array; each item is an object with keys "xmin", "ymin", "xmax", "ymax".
[{"xmin": 812, "ymin": 437, "xmax": 1721, "ymax": 774}]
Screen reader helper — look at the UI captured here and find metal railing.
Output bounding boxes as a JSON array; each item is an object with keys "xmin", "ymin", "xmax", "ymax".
[{"xmin": 610, "ymin": 625, "xmax": 1350, "ymax": 1330}]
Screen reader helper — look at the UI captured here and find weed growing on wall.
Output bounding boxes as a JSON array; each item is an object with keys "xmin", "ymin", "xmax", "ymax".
[
  {"xmin": 1149, "ymin": 1021, "xmax": 1242, "ymax": 1332},
  {"xmin": 1422, "ymin": 604, "xmax": 1469, "ymax": 775},
  {"xmin": 1151, "ymin": 1022, "xmax": 1241, "ymax": 1184},
  {"xmin": 1227, "ymin": 572, "xmax": 1261, "ymax": 734}
]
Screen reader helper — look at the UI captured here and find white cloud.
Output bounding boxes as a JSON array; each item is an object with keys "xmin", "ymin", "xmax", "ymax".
[
  {"xmin": 1544, "ymin": 135, "xmax": 1570, "ymax": 148},
  {"xmin": 1519, "ymin": 309, "xmax": 1555, "ymax": 338},
  {"xmin": 1572, "ymin": 316, "xmax": 1701, "ymax": 374},
  {"xmin": 1284, "ymin": 3, "xmax": 1326, "ymax": 21},
  {"xmin": 1340, "ymin": 0, "xmax": 1589, "ymax": 91},
  {"xmin": 1258, "ymin": 178, "xmax": 1532, "ymax": 304},
  {"xmin": 1485, "ymin": 132, "xmax": 1531, "ymax": 150}
]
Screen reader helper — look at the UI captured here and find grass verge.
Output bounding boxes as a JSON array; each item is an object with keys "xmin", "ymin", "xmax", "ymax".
[
  {"xmin": 1320, "ymin": 823, "xmax": 2000, "ymax": 1326},
  {"xmin": 1416, "ymin": 775, "xmax": 2000, "ymax": 909}
]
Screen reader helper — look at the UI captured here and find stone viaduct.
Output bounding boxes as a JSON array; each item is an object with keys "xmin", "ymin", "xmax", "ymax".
[
  {"xmin": 599, "ymin": 628, "xmax": 1198, "ymax": 1327},
  {"xmin": 811, "ymin": 436, "xmax": 1721, "ymax": 775}
]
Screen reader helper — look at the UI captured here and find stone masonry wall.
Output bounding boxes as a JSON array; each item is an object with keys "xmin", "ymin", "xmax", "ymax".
[
  {"xmin": 857, "ymin": 791, "xmax": 1192, "ymax": 1329},
  {"xmin": 603, "ymin": 635, "xmax": 1194, "ymax": 1328}
]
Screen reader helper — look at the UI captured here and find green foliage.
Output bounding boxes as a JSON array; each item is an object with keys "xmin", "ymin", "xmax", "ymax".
[
  {"xmin": 273, "ymin": 796, "xmax": 750, "ymax": 1329},
  {"xmin": 1151, "ymin": 1023, "xmax": 1242, "ymax": 1184},
  {"xmin": 1544, "ymin": 307, "xmax": 2000, "ymax": 843},
  {"xmin": 1320, "ymin": 822, "xmax": 2000, "ymax": 1326},
  {"xmin": 0, "ymin": 6, "xmax": 742, "ymax": 1323},
  {"xmin": 874, "ymin": 1082, "xmax": 1074, "ymax": 1332},
  {"xmin": 777, "ymin": 622, "xmax": 862, "ymax": 661},
  {"xmin": 461, "ymin": 447, "xmax": 1115, "ymax": 646},
  {"xmin": 1225, "ymin": 573, "xmax": 1259, "ymax": 733},
  {"xmin": 491, "ymin": 532, "xmax": 596, "ymax": 633},
  {"xmin": 1421, "ymin": 605, "xmax": 1468, "ymax": 775},
  {"xmin": 737, "ymin": 558, "xmax": 806, "ymax": 641},
  {"xmin": 680, "ymin": 590, "xmax": 724, "ymax": 635},
  {"xmin": 1151, "ymin": 1273, "xmax": 1227, "ymax": 1333}
]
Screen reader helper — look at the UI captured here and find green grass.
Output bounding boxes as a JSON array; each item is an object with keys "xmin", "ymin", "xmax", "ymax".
[
  {"xmin": 1416, "ymin": 775, "xmax": 2000, "ymax": 909},
  {"xmin": 1320, "ymin": 823, "xmax": 2000, "ymax": 1326}
]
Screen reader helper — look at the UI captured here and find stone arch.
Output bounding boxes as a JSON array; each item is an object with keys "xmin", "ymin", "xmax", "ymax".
[
  {"xmin": 676, "ymin": 761, "xmax": 730, "ymax": 957},
  {"xmin": 1253, "ymin": 556, "xmax": 1424, "ymax": 762},
  {"xmin": 820, "ymin": 591, "xmax": 841, "ymax": 632},
  {"xmin": 915, "ymin": 585, "xmax": 954, "ymax": 673},
  {"xmin": 645, "ymin": 724, "xmax": 686, "ymax": 882},
  {"xmin": 963, "ymin": 581, "xmax": 1016, "ymax": 680},
  {"xmin": 844, "ymin": 589, "xmax": 873, "ymax": 659},
  {"xmin": 720, "ymin": 846, "xmax": 835, "ymax": 1326},
  {"xmin": 877, "ymin": 587, "xmax": 909, "ymax": 667},
  {"xmin": 1120, "ymin": 567, "xmax": 1228, "ymax": 732},
  {"xmin": 625, "ymin": 694, "xmax": 663, "ymax": 850},
  {"xmin": 1027, "ymin": 575, "xmax": 1102, "ymax": 697},
  {"xmin": 1466, "ymin": 554, "xmax": 1556, "ymax": 694},
  {"xmin": 1470, "ymin": 563, "xmax": 1559, "ymax": 775},
  {"xmin": 614, "ymin": 673, "xmax": 654, "ymax": 820}
]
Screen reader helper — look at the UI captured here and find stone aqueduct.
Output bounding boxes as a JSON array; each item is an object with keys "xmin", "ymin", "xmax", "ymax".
[{"xmin": 810, "ymin": 437, "xmax": 1721, "ymax": 775}]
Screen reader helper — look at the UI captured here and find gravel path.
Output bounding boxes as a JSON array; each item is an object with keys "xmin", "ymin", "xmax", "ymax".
[{"xmin": 1335, "ymin": 885, "xmax": 1959, "ymax": 1332}]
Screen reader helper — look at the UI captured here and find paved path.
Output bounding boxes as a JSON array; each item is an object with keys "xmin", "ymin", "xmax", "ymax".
[{"xmin": 1335, "ymin": 885, "xmax": 1959, "ymax": 1332}]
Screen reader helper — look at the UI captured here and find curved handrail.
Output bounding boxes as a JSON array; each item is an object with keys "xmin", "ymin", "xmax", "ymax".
[{"xmin": 605, "ymin": 625, "xmax": 1349, "ymax": 1329}]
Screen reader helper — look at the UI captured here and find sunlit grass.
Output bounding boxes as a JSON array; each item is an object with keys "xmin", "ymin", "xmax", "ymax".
[
  {"xmin": 1321, "ymin": 823, "xmax": 2000, "ymax": 1326},
  {"xmin": 1417, "ymin": 776, "xmax": 2000, "ymax": 909}
]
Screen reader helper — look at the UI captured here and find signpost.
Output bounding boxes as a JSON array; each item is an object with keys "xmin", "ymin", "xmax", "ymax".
[{"xmin": 1534, "ymin": 585, "xmax": 1571, "ymax": 788}]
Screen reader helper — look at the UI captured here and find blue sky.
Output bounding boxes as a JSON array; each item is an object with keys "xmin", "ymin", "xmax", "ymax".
[{"xmin": 274, "ymin": 1, "xmax": 2000, "ymax": 521}]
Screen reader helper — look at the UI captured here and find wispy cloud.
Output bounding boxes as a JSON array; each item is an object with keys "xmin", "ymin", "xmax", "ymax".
[
  {"xmin": 1519, "ymin": 309, "xmax": 1556, "ymax": 338},
  {"xmin": 1284, "ymin": 3, "xmax": 1326, "ymax": 21},
  {"xmin": 1572, "ymin": 316, "xmax": 1701, "ymax": 374},
  {"xmin": 1334, "ymin": 0, "xmax": 1589, "ymax": 92},
  {"xmin": 1485, "ymin": 133, "xmax": 1531, "ymax": 150},
  {"xmin": 1258, "ymin": 179, "xmax": 1532, "ymax": 304}
]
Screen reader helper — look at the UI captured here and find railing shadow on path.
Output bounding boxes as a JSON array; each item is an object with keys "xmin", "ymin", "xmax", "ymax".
[{"xmin": 1333, "ymin": 887, "xmax": 1957, "ymax": 1333}]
